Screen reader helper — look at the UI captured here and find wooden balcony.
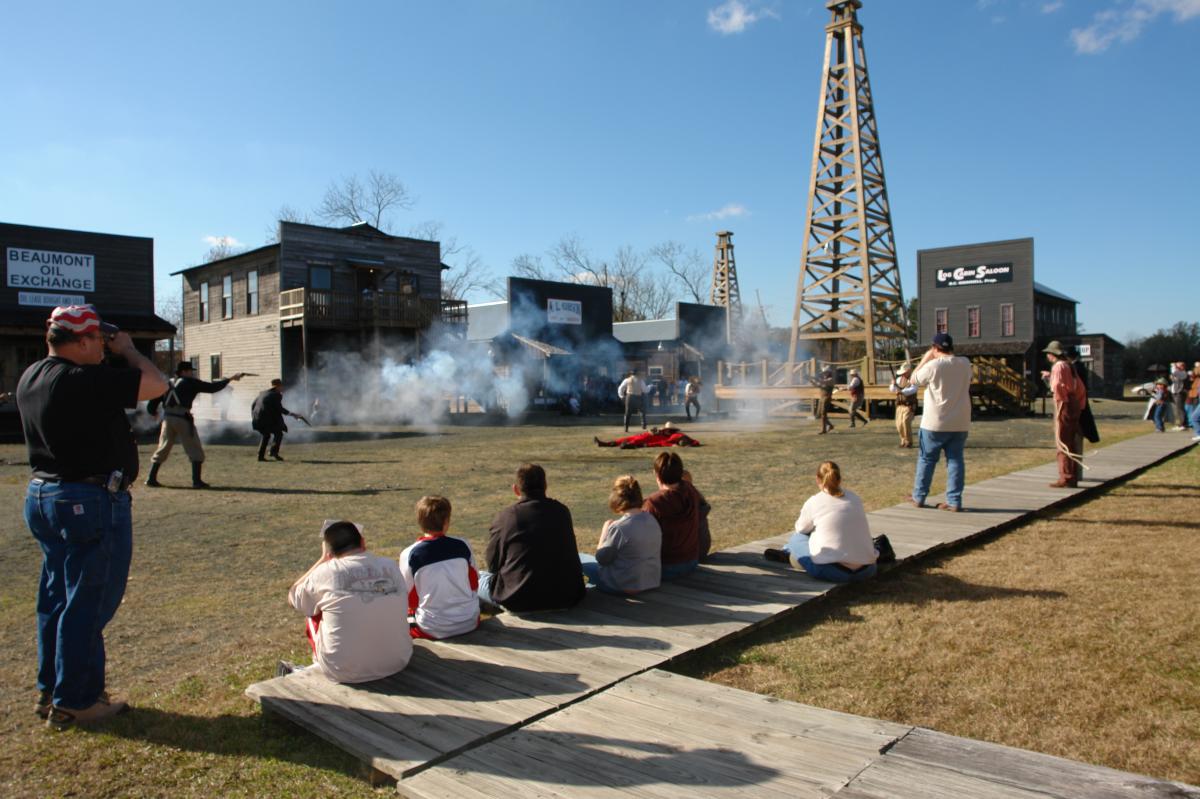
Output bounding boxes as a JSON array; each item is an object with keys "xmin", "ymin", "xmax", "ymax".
[{"xmin": 280, "ymin": 288, "xmax": 455, "ymax": 329}]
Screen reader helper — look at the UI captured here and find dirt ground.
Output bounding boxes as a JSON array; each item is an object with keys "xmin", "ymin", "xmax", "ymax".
[{"xmin": 0, "ymin": 399, "xmax": 1182, "ymax": 797}]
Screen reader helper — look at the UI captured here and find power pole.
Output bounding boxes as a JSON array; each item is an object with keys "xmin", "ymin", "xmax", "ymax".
[
  {"xmin": 786, "ymin": 0, "xmax": 909, "ymax": 384},
  {"xmin": 710, "ymin": 230, "xmax": 743, "ymax": 347}
]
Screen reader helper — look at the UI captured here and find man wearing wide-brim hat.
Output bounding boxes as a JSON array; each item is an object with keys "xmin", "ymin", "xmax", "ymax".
[
  {"xmin": 1041, "ymin": 340, "xmax": 1086, "ymax": 488},
  {"xmin": 846, "ymin": 368, "xmax": 868, "ymax": 428},
  {"xmin": 888, "ymin": 362, "xmax": 917, "ymax": 448}
]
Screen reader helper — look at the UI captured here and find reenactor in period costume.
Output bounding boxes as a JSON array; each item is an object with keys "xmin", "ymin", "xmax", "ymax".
[
  {"xmin": 684, "ymin": 376, "xmax": 702, "ymax": 421},
  {"xmin": 815, "ymin": 369, "xmax": 836, "ymax": 434},
  {"xmin": 1041, "ymin": 341, "xmax": 1086, "ymax": 488},
  {"xmin": 145, "ymin": 362, "xmax": 245, "ymax": 488},
  {"xmin": 889, "ymin": 363, "xmax": 917, "ymax": 448},
  {"xmin": 847, "ymin": 368, "xmax": 869, "ymax": 427},
  {"xmin": 617, "ymin": 370, "xmax": 648, "ymax": 432},
  {"xmin": 252, "ymin": 379, "xmax": 306, "ymax": 461}
]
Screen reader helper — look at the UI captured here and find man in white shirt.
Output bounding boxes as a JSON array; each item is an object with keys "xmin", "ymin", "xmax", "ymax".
[
  {"xmin": 617, "ymin": 370, "xmax": 648, "ymax": 432},
  {"xmin": 908, "ymin": 333, "xmax": 972, "ymax": 511},
  {"xmin": 286, "ymin": 520, "xmax": 413, "ymax": 683}
]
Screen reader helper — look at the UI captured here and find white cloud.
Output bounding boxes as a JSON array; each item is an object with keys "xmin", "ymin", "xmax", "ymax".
[
  {"xmin": 202, "ymin": 235, "xmax": 243, "ymax": 247},
  {"xmin": 707, "ymin": 1, "xmax": 779, "ymax": 35},
  {"xmin": 687, "ymin": 203, "xmax": 750, "ymax": 223},
  {"xmin": 1041, "ymin": 1, "xmax": 1065, "ymax": 13},
  {"xmin": 1071, "ymin": 0, "xmax": 1200, "ymax": 54}
]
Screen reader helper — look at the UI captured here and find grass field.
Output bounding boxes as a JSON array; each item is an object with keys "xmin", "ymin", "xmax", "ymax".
[{"xmin": 0, "ymin": 399, "xmax": 1191, "ymax": 797}]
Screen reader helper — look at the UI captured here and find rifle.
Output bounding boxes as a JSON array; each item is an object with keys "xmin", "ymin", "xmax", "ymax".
[{"xmin": 292, "ymin": 413, "xmax": 312, "ymax": 427}]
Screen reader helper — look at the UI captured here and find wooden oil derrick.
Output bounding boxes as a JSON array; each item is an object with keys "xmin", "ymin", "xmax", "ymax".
[
  {"xmin": 785, "ymin": 0, "xmax": 909, "ymax": 385},
  {"xmin": 709, "ymin": 230, "xmax": 743, "ymax": 346}
]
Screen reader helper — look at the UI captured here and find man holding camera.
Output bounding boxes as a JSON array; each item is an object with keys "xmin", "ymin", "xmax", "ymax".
[{"xmin": 16, "ymin": 305, "xmax": 167, "ymax": 730}]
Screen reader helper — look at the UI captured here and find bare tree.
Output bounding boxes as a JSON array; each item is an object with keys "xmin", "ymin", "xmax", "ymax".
[
  {"xmin": 317, "ymin": 170, "xmax": 414, "ymax": 231},
  {"xmin": 264, "ymin": 204, "xmax": 311, "ymax": 243},
  {"xmin": 650, "ymin": 241, "xmax": 709, "ymax": 304},
  {"xmin": 156, "ymin": 289, "xmax": 183, "ymax": 353},
  {"xmin": 203, "ymin": 236, "xmax": 242, "ymax": 263},
  {"xmin": 511, "ymin": 253, "xmax": 554, "ymax": 281},
  {"xmin": 410, "ymin": 220, "xmax": 498, "ymax": 301}
]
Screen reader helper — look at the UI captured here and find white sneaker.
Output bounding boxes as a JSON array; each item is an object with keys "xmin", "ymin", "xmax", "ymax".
[{"xmin": 1191, "ymin": 435, "xmax": 1200, "ymax": 442}]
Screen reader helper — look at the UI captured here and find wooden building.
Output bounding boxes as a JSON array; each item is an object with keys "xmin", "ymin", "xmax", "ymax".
[
  {"xmin": 917, "ymin": 237, "xmax": 1124, "ymax": 400},
  {"xmin": 1, "ymin": 221, "xmax": 175, "ymax": 405},
  {"xmin": 613, "ymin": 302, "xmax": 729, "ymax": 404},
  {"xmin": 172, "ymin": 221, "xmax": 465, "ymax": 421}
]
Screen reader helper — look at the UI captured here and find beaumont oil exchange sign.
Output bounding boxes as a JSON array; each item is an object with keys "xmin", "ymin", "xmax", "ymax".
[
  {"xmin": 6, "ymin": 246, "xmax": 95, "ymax": 306},
  {"xmin": 935, "ymin": 262, "xmax": 1013, "ymax": 288}
]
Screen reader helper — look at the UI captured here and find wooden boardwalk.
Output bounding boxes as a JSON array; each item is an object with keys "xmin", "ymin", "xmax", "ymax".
[{"xmin": 245, "ymin": 432, "xmax": 1198, "ymax": 795}]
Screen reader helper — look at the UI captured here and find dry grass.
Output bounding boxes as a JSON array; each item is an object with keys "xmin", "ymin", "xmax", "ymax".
[
  {"xmin": 0, "ymin": 399, "xmax": 1178, "ymax": 796},
  {"xmin": 673, "ymin": 446, "xmax": 1200, "ymax": 784}
]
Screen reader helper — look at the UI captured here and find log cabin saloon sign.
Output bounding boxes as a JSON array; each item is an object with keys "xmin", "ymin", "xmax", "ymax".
[
  {"xmin": 7, "ymin": 247, "xmax": 96, "ymax": 297},
  {"xmin": 935, "ymin": 262, "xmax": 1013, "ymax": 288}
]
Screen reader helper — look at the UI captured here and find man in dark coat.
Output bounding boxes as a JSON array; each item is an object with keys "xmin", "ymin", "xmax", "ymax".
[
  {"xmin": 251, "ymin": 379, "xmax": 299, "ymax": 461},
  {"xmin": 477, "ymin": 463, "xmax": 585, "ymax": 613},
  {"xmin": 145, "ymin": 362, "xmax": 245, "ymax": 488}
]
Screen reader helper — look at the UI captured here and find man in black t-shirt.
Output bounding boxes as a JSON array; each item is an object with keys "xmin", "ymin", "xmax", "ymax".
[
  {"xmin": 16, "ymin": 305, "xmax": 167, "ymax": 730},
  {"xmin": 145, "ymin": 362, "xmax": 245, "ymax": 488}
]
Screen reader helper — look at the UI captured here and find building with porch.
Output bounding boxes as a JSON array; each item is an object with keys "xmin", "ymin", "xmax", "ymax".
[{"xmin": 173, "ymin": 221, "xmax": 465, "ymax": 420}]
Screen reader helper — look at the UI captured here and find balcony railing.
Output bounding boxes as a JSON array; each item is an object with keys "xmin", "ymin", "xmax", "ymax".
[{"xmin": 281, "ymin": 288, "xmax": 464, "ymax": 329}]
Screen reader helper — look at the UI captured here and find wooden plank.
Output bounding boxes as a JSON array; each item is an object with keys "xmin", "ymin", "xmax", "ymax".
[
  {"xmin": 886, "ymin": 728, "xmax": 1200, "ymax": 799},
  {"xmin": 835, "ymin": 753, "xmax": 1054, "ymax": 799}
]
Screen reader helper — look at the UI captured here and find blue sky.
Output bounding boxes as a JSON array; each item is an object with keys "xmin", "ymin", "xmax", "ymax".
[{"xmin": 2, "ymin": 0, "xmax": 1197, "ymax": 342}]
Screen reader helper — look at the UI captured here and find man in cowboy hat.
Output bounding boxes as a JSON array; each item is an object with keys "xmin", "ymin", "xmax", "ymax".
[
  {"xmin": 888, "ymin": 362, "xmax": 918, "ymax": 448},
  {"xmin": 1041, "ymin": 340, "xmax": 1087, "ymax": 488},
  {"xmin": 16, "ymin": 305, "xmax": 167, "ymax": 729},
  {"xmin": 144, "ymin": 361, "xmax": 247, "ymax": 488},
  {"xmin": 846, "ymin": 368, "xmax": 869, "ymax": 428},
  {"xmin": 814, "ymin": 368, "xmax": 836, "ymax": 434}
]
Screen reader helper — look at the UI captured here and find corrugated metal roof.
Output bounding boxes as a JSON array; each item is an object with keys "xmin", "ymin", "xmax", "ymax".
[
  {"xmin": 612, "ymin": 318, "xmax": 679, "ymax": 343},
  {"xmin": 1033, "ymin": 281, "xmax": 1077, "ymax": 303}
]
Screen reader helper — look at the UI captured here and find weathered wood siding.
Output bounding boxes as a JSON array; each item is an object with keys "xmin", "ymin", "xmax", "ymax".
[
  {"xmin": 181, "ymin": 248, "xmax": 281, "ymax": 326},
  {"xmin": 277, "ymin": 222, "xmax": 443, "ymax": 300},
  {"xmin": 184, "ymin": 313, "xmax": 282, "ymax": 422},
  {"xmin": 917, "ymin": 238, "xmax": 1034, "ymax": 345}
]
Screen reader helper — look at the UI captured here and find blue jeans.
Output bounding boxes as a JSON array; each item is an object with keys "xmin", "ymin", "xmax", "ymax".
[
  {"xmin": 1185, "ymin": 402, "xmax": 1195, "ymax": 430},
  {"xmin": 25, "ymin": 479, "xmax": 133, "ymax": 710},
  {"xmin": 1191, "ymin": 403, "xmax": 1200, "ymax": 433},
  {"xmin": 578, "ymin": 553, "xmax": 626, "ymax": 595},
  {"xmin": 661, "ymin": 559, "xmax": 698, "ymax": 581},
  {"xmin": 783, "ymin": 532, "xmax": 877, "ymax": 583},
  {"xmin": 1152, "ymin": 403, "xmax": 1166, "ymax": 432},
  {"xmin": 912, "ymin": 428, "xmax": 968, "ymax": 508}
]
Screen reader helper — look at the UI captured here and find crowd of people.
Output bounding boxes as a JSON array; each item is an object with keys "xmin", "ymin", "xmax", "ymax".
[{"xmin": 1147, "ymin": 361, "xmax": 1200, "ymax": 440}]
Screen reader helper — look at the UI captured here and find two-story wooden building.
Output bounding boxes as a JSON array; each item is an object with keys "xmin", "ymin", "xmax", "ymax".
[
  {"xmin": 1, "ymin": 221, "xmax": 175, "ymax": 398},
  {"xmin": 917, "ymin": 237, "xmax": 1123, "ymax": 399},
  {"xmin": 172, "ymin": 221, "xmax": 466, "ymax": 421}
]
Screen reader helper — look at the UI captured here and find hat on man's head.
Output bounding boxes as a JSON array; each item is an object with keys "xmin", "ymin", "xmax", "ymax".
[
  {"xmin": 176, "ymin": 361, "xmax": 195, "ymax": 376},
  {"xmin": 1155, "ymin": 377, "xmax": 1169, "ymax": 385},
  {"xmin": 1043, "ymin": 340, "xmax": 1067, "ymax": 357},
  {"xmin": 896, "ymin": 362, "xmax": 913, "ymax": 376},
  {"xmin": 46, "ymin": 304, "xmax": 118, "ymax": 336},
  {"xmin": 931, "ymin": 332, "xmax": 954, "ymax": 351},
  {"xmin": 849, "ymin": 368, "xmax": 858, "ymax": 376},
  {"xmin": 270, "ymin": 378, "xmax": 283, "ymax": 387}
]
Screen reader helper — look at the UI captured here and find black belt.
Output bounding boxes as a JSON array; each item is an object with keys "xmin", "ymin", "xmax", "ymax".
[{"xmin": 33, "ymin": 474, "xmax": 133, "ymax": 492}]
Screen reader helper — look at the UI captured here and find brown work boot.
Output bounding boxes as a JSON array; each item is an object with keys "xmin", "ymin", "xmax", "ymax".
[
  {"xmin": 935, "ymin": 502, "xmax": 962, "ymax": 512},
  {"xmin": 46, "ymin": 692, "xmax": 128, "ymax": 731},
  {"xmin": 1048, "ymin": 480, "xmax": 1078, "ymax": 488},
  {"xmin": 35, "ymin": 688, "xmax": 52, "ymax": 719}
]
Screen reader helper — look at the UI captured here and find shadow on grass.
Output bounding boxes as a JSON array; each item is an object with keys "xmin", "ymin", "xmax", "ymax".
[
  {"xmin": 1065, "ymin": 517, "xmax": 1200, "ymax": 530},
  {"xmin": 194, "ymin": 485, "xmax": 407, "ymax": 496}
]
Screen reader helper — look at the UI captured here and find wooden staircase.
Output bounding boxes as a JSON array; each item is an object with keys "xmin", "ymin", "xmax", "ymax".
[{"xmin": 970, "ymin": 356, "xmax": 1033, "ymax": 414}]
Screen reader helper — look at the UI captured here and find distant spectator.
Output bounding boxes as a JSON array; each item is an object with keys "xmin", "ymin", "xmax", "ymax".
[
  {"xmin": 908, "ymin": 332, "xmax": 972, "ymax": 511},
  {"xmin": 763, "ymin": 461, "xmax": 892, "ymax": 582},
  {"xmin": 643, "ymin": 452, "xmax": 702, "ymax": 579},
  {"xmin": 399, "ymin": 496, "xmax": 479, "ymax": 640},
  {"xmin": 580, "ymin": 476, "xmax": 662, "ymax": 594},
  {"xmin": 1150, "ymin": 378, "xmax": 1169, "ymax": 433},
  {"xmin": 286, "ymin": 521, "xmax": 412, "ymax": 683},
  {"xmin": 1190, "ymin": 363, "xmax": 1200, "ymax": 442},
  {"xmin": 478, "ymin": 464, "xmax": 585, "ymax": 612},
  {"xmin": 1170, "ymin": 361, "xmax": 1190, "ymax": 431}
]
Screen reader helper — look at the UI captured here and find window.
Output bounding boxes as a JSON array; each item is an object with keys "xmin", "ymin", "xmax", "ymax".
[
  {"xmin": 967, "ymin": 306, "xmax": 980, "ymax": 338},
  {"xmin": 310, "ymin": 266, "xmax": 332, "ymax": 290},
  {"xmin": 648, "ymin": 365, "xmax": 664, "ymax": 376},
  {"xmin": 199, "ymin": 281, "xmax": 209, "ymax": 322},
  {"xmin": 247, "ymin": 270, "xmax": 259, "ymax": 315},
  {"xmin": 222, "ymin": 274, "xmax": 233, "ymax": 319},
  {"xmin": 190, "ymin": 356, "xmax": 200, "ymax": 373},
  {"xmin": 1000, "ymin": 303, "xmax": 1014, "ymax": 337},
  {"xmin": 935, "ymin": 308, "xmax": 948, "ymax": 335},
  {"xmin": 210, "ymin": 354, "xmax": 221, "ymax": 380}
]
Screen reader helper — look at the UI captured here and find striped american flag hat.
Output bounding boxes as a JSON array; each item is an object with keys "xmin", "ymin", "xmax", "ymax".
[{"xmin": 46, "ymin": 304, "xmax": 118, "ymax": 335}]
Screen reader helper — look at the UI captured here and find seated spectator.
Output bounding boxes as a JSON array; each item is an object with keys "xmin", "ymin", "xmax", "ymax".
[
  {"xmin": 682, "ymin": 469, "xmax": 712, "ymax": 562},
  {"xmin": 580, "ymin": 476, "xmax": 662, "ymax": 594},
  {"xmin": 764, "ymin": 462, "xmax": 894, "ymax": 583},
  {"xmin": 399, "ymin": 496, "xmax": 480, "ymax": 640},
  {"xmin": 643, "ymin": 452, "xmax": 702, "ymax": 580},
  {"xmin": 286, "ymin": 520, "xmax": 413, "ymax": 683},
  {"xmin": 478, "ymin": 463, "xmax": 586, "ymax": 613}
]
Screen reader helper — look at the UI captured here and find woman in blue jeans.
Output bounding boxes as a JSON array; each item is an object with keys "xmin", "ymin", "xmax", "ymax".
[{"xmin": 764, "ymin": 461, "xmax": 891, "ymax": 582}]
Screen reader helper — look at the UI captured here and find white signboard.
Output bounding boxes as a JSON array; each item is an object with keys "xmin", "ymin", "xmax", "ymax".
[
  {"xmin": 1077, "ymin": 344, "xmax": 1092, "ymax": 357},
  {"xmin": 6, "ymin": 247, "xmax": 96, "ymax": 292},
  {"xmin": 547, "ymin": 298, "xmax": 582, "ymax": 325},
  {"xmin": 19, "ymin": 291, "xmax": 86, "ymax": 307}
]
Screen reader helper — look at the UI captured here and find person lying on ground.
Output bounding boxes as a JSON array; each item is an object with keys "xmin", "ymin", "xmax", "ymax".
[
  {"xmin": 477, "ymin": 463, "xmax": 586, "ymax": 613},
  {"xmin": 682, "ymin": 468, "xmax": 712, "ymax": 563},
  {"xmin": 594, "ymin": 421, "xmax": 700, "ymax": 448},
  {"xmin": 399, "ymin": 495, "xmax": 480, "ymax": 640},
  {"xmin": 764, "ymin": 461, "xmax": 895, "ymax": 583},
  {"xmin": 643, "ymin": 452, "xmax": 702, "ymax": 580},
  {"xmin": 285, "ymin": 520, "xmax": 412, "ymax": 682},
  {"xmin": 579, "ymin": 475, "xmax": 662, "ymax": 595}
]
